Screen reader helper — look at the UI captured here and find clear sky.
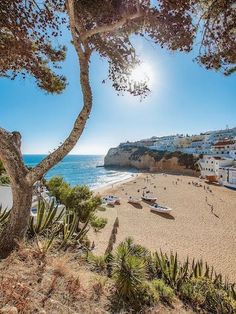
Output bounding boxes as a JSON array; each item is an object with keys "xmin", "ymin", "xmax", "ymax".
[{"xmin": 0, "ymin": 29, "xmax": 235, "ymax": 155}]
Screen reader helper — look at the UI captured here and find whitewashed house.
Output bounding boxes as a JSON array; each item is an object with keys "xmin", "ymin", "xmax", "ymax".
[
  {"xmin": 211, "ymin": 139, "xmax": 236, "ymax": 156},
  {"xmin": 198, "ymin": 155, "xmax": 235, "ymax": 182}
]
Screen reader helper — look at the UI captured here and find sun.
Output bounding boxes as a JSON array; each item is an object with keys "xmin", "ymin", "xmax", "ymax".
[{"xmin": 130, "ymin": 62, "xmax": 154, "ymax": 86}]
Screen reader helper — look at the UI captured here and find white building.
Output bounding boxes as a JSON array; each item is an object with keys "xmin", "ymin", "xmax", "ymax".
[
  {"xmin": 218, "ymin": 166, "xmax": 236, "ymax": 188},
  {"xmin": 211, "ymin": 139, "xmax": 236, "ymax": 156},
  {"xmin": 150, "ymin": 135, "xmax": 183, "ymax": 151},
  {"xmin": 198, "ymin": 155, "xmax": 235, "ymax": 182},
  {"xmin": 204, "ymin": 127, "xmax": 236, "ymax": 145}
]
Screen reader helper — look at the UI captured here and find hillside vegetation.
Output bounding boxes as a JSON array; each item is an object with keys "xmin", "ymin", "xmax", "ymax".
[{"xmin": 0, "ymin": 177, "xmax": 235, "ymax": 313}]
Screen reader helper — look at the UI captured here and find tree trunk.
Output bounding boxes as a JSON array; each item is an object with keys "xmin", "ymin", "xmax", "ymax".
[
  {"xmin": 0, "ymin": 1, "xmax": 93, "ymax": 257},
  {"xmin": 0, "ymin": 182, "xmax": 32, "ymax": 258}
]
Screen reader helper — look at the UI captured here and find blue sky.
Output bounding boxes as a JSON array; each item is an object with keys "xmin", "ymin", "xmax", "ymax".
[{"xmin": 0, "ymin": 30, "xmax": 235, "ymax": 155}]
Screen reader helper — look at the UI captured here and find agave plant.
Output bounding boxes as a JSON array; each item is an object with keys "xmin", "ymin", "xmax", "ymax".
[
  {"xmin": 154, "ymin": 251, "xmax": 189, "ymax": 290},
  {"xmin": 59, "ymin": 210, "xmax": 92, "ymax": 248},
  {"xmin": 28, "ymin": 198, "xmax": 65, "ymax": 237}
]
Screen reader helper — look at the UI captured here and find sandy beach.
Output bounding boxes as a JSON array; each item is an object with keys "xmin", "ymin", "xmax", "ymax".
[{"xmin": 91, "ymin": 173, "xmax": 236, "ymax": 282}]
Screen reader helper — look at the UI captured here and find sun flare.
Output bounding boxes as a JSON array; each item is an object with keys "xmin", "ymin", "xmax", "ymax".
[{"xmin": 130, "ymin": 62, "xmax": 154, "ymax": 86}]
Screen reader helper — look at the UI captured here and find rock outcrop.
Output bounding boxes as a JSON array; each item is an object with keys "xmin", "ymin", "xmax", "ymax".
[{"xmin": 104, "ymin": 146, "xmax": 199, "ymax": 176}]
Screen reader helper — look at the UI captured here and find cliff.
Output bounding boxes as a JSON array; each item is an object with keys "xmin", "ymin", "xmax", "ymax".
[{"xmin": 104, "ymin": 146, "xmax": 200, "ymax": 176}]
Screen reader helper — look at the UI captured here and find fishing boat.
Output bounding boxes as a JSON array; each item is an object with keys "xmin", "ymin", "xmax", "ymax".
[
  {"xmin": 102, "ymin": 195, "xmax": 120, "ymax": 205},
  {"xmin": 149, "ymin": 203, "xmax": 172, "ymax": 214},
  {"xmin": 141, "ymin": 195, "xmax": 157, "ymax": 202},
  {"xmin": 223, "ymin": 182, "xmax": 236, "ymax": 191},
  {"xmin": 128, "ymin": 196, "xmax": 141, "ymax": 205}
]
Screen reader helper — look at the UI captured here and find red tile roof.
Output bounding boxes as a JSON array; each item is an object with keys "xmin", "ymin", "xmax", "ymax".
[{"xmin": 213, "ymin": 140, "xmax": 235, "ymax": 147}]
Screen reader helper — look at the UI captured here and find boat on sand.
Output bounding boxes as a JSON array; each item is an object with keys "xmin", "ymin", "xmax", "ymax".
[
  {"xmin": 103, "ymin": 195, "xmax": 120, "ymax": 205},
  {"xmin": 149, "ymin": 203, "xmax": 172, "ymax": 214},
  {"xmin": 141, "ymin": 195, "xmax": 157, "ymax": 202}
]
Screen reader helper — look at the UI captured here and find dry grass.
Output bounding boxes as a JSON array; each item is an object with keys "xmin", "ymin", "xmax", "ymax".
[
  {"xmin": 0, "ymin": 243, "xmax": 193, "ymax": 314},
  {"xmin": 0, "ymin": 243, "xmax": 110, "ymax": 313}
]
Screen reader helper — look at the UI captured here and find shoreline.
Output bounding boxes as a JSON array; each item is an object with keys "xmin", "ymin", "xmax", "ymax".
[{"xmin": 92, "ymin": 172, "xmax": 141, "ymax": 194}]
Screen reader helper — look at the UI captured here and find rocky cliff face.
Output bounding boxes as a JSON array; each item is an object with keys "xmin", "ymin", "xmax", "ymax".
[{"xmin": 104, "ymin": 146, "xmax": 199, "ymax": 176}]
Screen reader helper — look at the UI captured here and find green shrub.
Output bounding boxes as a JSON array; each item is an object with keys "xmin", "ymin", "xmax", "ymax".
[
  {"xmin": 90, "ymin": 216, "xmax": 107, "ymax": 232},
  {"xmin": 137, "ymin": 280, "xmax": 160, "ymax": 306},
  {"xmin": 179, "ymin": 278, "xmax": 236, "ymax": 313},
  {"xmin": 0, "ymin": 206, "xmax": 10, "ymax": 229},
  {"xmin": 46, "ymin": 176, "xmax": 70, "ymax": 202},
  {"xmin": 87, "ymin": 253, "xmax": 107, "ymax": 274},
  {"xmin": 154, "ymin": 251, "xmax": 189, "ymax": 289},
  {"xmin": 0, "ymin": 160, "xmax": 5, "ymax": 176},
  {"xmin": 28, "ymin": 199, "xmax": 65, "ymax": 237},
  {"xmin": 0, "ymin": 174, "xmax": 10, "ymax": 185},
  {"xmin": 152, "ymin": 279, "xmax": 175, "ymax": 303},
  {"xmin": 113, "ymin": 241, "xmax": 147, "ymax": 298}
]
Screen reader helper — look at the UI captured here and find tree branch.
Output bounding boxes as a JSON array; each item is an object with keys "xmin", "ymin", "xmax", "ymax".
[
  {"xmin": 26, "ymin": 0, "xmax": 93, "ymax": 185},
  {"xmin": 81, "ymin": 12, "xmax": 143, "ymax": 41}
]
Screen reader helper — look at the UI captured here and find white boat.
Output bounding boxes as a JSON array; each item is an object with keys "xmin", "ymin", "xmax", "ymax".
[
  {"xmin": 103, "ymin": 195, "xmax": 120, "ymax": 204},
  {"xmin": 141, "ymin": 195, "xmax": 157, "ymax": 202},
  {"xmin": 223, "ymin": 182, "xmax": 236, "ymax": 191},
  {"xmin": 149, "ymin": 204, "xmax": 172, "ymax": 214},
  {"xmin": 128, "ymin": 196, "xmax": 141, "ymax": 205},
  {"xmin": 102, "ymin": 196, "xmax": 118, "ymax": 206}
]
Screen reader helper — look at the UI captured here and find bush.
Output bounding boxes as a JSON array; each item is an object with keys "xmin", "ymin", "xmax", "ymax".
[
  {"xmin": 179, "ymin": 278, "xmax": 236, "ymax": 313},
  {"xmin": 87, "ymin": 253, "xmax": 107, "ymax": 274},
  {"xmin": 90, "ymin": 216, "xmax": 107, "ymax": 232},
  {"xmin": 0, "ymin": 174, "xmax": 10, "ymax": 185},
  {"xmin": 46, "ymin": 176, "xmax": 70, "ymax": 202},
  {"xmin": 113, "ymin": 253, "xmax": 147, "ymax": 299},
  {"xmin": 85, "ymin": 238, "xmax": 236, "ymax": 313},
  {"xmin": 137, "ymin": 280, "xmax": 160, "ymax": 307},
  {"xmin": 152, "ymin": 279, "xmax": 175, "ymax": 303}
]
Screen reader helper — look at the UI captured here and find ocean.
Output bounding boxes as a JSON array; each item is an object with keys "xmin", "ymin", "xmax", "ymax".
[{"xmin": 23, "ymin": 155, "xmax": 136, "ymax": 190}]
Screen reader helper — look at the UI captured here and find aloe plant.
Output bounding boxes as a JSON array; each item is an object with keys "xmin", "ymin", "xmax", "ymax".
[
  {"xmin": 154, "ymin": 251, "xmax": 189, "ymax": 289},
  {"xmin": 28, "ymin": 198, "xmax": 65, "ymax": 237},
  {"xmin": 59, "ymin": 210, "xmax": 79, "ymax": 248}
]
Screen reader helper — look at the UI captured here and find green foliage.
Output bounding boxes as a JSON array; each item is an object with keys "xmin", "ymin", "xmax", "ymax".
[
  {"xmin": 46, "ymin": 176, "xmax": 70, "ymax": 202},
  {"xmin": 0, "ymin": 206, "xmax": 10, "ymax": 229},
  {"xmin": 111, "ymin": 238, "xmax": 160, "ymax": 309},
  {"xmin": 87, "ymin": 238, "xmax": 235, "ymax": 312},
  {"xmin": 0, "ymin": 160, "xmax": 5, "ymax": 176},
  {"xmin": 28, "ymin": 199, "xmax": 65, "ymax": 237},
  {"xmin": 46, "ymin": 177, "xmax": 104, "ymax": 246},
  {"xmin": 0, "ymin": 160, "xmax": 10, "ymax": 185},
  {"xmin": 90, "ymin": 216, "xmax": 107, "ymax": 232},
  {"xmin": 27, "ymin": 177, "xmax": 105, "ymax": 250},
  {"xmin": 154, "ymin": 251, "xmax": 189, "ymax": 289},
  {"xmin": 113, "ymin": 252, "xmax": 146, "ymax": 298},
  {"xmin": 87, "ymin": 253, "xmax": 107, "ymax": 274},
  {"xmin": 179, "ymin": 277, "xmax": 236, "ymax": 313},
  {"xmin": 0, "ymin": 174, "xmax": 10, "ymax": 185},
  {"xmin": 152, "ymin": 279, "xmax": 175, "ymax": 303}
]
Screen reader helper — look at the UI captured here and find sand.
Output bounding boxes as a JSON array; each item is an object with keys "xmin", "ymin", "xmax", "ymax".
[{"xmin": 90, "ymin": 173, "xmax": 236, "ymax": 282}]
